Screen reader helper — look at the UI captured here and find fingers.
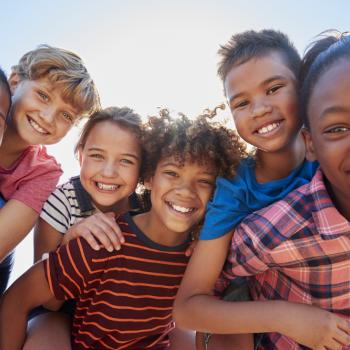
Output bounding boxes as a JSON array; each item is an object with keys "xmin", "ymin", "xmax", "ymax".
[
  {"xmin": 333, "ymin": 320, "xmax": 350, "ymax": 348},
  {"xmin": 337, "ymin": 318, "xmax": 350, "ymax": 335},
  {"xmin": 320, "ymin": 338, "xmax": 347, "ymax": 350},
  {"xmin": 73, "ymin": 213, "xmax": 125, "ymax": 252},
  {"xmin": 80, "ymin": 229, "xmax": 101, "ymax": 251},
  {"xmin": 317, "ymin": 318, "xmax": 350, "ymax": 350}
]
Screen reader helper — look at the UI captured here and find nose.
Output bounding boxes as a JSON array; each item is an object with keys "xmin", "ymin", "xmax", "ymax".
[
  {"xmin": 251, "ymin": 98, "xmax": 272, "ymax": 118},
  {"xmin": 102, "ymin": 162, "xmax": 118, "ymax": 178},
  {"xmin": 40, "ymin": 106, "xmax": 56, "ymax": 125},
  {"xmin": 175, "ymin": 180, "xmax": 197, "ymax": 199}
]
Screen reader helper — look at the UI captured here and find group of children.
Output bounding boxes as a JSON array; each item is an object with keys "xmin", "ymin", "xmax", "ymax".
[{"xmin": 0, "ymin": 28, "xmax": 348, "ymax": 350}]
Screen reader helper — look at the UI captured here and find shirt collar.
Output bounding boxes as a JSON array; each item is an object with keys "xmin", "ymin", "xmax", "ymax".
[
  {"xmin": 311, "ymin": 169, "xmax": 350, "ymax": 239},
  {"xmin": 70, "ymin": 176, "xmax": 95, "ymax": 214}
]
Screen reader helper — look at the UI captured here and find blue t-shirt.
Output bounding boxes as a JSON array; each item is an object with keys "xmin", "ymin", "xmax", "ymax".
[
  {"xmin": 0, "ymin": 195, "xmax": 5, "ymax": 208},
  {"xmin": 200, "ymin": 157, "xmax": 318, "ymax": 240}
]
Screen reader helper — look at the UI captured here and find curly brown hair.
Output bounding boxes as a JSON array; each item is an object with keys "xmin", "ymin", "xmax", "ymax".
[{"xmin": 142, "ymin": 104, "xmax": 247, "ymax": 182}]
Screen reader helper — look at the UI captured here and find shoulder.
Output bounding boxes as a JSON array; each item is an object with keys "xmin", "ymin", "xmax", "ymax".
[
  {"xmin": 25, "ymin": 145, "xmax": 62, "ymax": 171},
  {"xmin": 237, "ymin": 180, "xmax": 315, "ymax": 248},
  {"xmin": 41, "ymin": 177, "xmax": 83, "ymax": 219},
  {"xmin": 214, "ymin": 158, "xmax": 253, "ymax": 196},
  {"xmin": 15, "ymin": 145, "xmax": 62, "ymax": 181}
]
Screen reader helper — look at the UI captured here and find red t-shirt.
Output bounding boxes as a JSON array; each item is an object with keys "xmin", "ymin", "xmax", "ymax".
[{"xmin": 0, "ymin": 145, "xmax": 62, "ymax": 213}]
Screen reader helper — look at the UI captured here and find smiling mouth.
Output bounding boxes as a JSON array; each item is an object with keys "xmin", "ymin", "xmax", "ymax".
[
  {"xmin": 27, "ymin": 116, "xmax": 49, "ymax": 135},
  {"xmin": 96, "ymin": 182, "xmax": 120, "ymax": 191},
  {"xmin": 167, "ymin": 201, "xmax": 196, "ymax": 214},
  {"xmin": 256, "ymin": 121, "xmax": 281, "ymax": 135}
]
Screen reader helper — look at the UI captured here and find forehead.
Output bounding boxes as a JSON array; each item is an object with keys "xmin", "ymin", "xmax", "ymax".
[
  {"xmin": 308, "ymin": 59, "xmax": 350, "ymax": 123},
  {"xmin": 85, "ymin": 121, "xmax": 140, "ymax": 147},
  {"xmin": 158, "ymin": 156, "xmax": 217, "ymax": 174},
  {"xmin": 224, "ymin": 51, "xmax": 295, "ymax": 97}
]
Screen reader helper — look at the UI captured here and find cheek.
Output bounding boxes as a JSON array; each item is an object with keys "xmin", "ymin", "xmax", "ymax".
[
  {"xmin": 56, "ymin": 122, "xmax": 73, "ymax": 139},
  {"xmin": 123, "ymin": 165, "xmax": 141, "ymax": 187},
  {"xmin": 79, "ymin": 159, "xmax": 96, "ymax": 179},
  {"xmin": 283, "ymin": 92, "xmax": 299, "ymax": 118}
]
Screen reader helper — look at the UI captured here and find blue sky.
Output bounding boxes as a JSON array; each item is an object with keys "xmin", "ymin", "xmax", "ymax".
[
  {"xmin": 2, "ymin": 0, "xmax": 349, "ymax": 279},
  {"xmin": 2, "ymin": 0, "xmax": 349, "ymax": 119}
]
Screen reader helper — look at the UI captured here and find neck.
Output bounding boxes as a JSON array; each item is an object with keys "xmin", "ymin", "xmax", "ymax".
[
  {"xmin": 255, "ymin": 132, "xmax": 305, "ymax": 183},
  {"xmin": 325, "ymin": 179, "xmax": 350, "ymax": 222},
  {"xmin": 133, "ymin": 212, "xmax": 190, "ymax": 247},
  {"xmin": 96, "ymin": 197, "xmax": 131, "ymax": 216},
  {"xmin": 0, "ymin": 126, "xmax": 30, "ymax": 168}
]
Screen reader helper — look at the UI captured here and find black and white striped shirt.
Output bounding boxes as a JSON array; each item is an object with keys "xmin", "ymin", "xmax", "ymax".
[{"xmin": 40, "ymin": 176, "xmax": 95, "ymax": 234}]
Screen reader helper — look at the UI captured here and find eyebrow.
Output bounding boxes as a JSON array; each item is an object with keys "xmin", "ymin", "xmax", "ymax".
[
  {"xmin": 160, "ymin": 161, "xmax": 217, "ymax": 175},
  {"xmin": 319, "ymin": 106, "xmax": 350, "ymax": 120},
  {"xmin": 87, "ymin": 147, "xmax": 140, "ymax": 159},
  {"xmin": 228, "ymin": 74, "xmax": 288, "ymax": 104},
  {"xmin": 40, "ymin": 84, "xmax": 78, "ymax": 116}
]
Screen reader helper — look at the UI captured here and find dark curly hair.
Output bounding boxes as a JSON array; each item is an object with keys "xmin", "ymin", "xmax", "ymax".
[
  {"xmin": 140, "ymin": 105, "xmax": 247, "ymax": 236},
  {"xmin": 142, "ymin": 104, "xmax": 247, "ymax": 182}
]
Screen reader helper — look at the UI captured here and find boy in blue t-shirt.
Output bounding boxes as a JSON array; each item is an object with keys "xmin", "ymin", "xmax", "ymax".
[{"xmin": 174, "ymin": 30, "xmax": 341, "ymax": 349}]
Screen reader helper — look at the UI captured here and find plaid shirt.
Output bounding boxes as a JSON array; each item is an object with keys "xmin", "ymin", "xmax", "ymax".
[{"xmin": 217, "ymin": 169, "xmax": 350, "ymax": 350}]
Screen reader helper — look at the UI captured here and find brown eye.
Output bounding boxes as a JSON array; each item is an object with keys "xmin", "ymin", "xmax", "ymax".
[
  {"xmin": 62, "ymin": 112, "xmax": 73, "ymax": 123},
  {"xmin": 267, "ymin": 85, "xmax": 283, "ymax": 95}
]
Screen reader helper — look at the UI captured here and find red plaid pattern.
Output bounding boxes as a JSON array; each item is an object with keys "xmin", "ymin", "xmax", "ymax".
[{"xmin": 218, "ymin": 169, "xmax": 350, "ymax": 350}]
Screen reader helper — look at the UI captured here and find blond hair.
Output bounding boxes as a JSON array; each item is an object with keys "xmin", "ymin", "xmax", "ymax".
[{"xmin": 12, "ymin": 45, "xmax": 100, "ymax": 117}]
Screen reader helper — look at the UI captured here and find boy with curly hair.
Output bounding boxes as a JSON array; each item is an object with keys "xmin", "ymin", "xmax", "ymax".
[{"xmin": 0, "ymin": 107, "xmax": 246, "ymax": 350}]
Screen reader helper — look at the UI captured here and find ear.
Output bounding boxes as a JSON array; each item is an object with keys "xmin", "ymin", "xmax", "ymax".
[
  {"xmin": 302, "ymin": 128, "xmax": 317, "ymax": 161},
  {"xmin": 8, "ymin": 71, "xmax": 21, "ymax": 95},
  {"xmin": 77, "ymin": 147, "xmax": 83, "ymax": 166}
]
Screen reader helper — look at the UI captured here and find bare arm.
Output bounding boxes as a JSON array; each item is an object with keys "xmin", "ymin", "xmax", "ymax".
[
  {"xmin": 0, "ymin": 199, "xmax": 38, "ymax": 262},
  {"xmin": 34, "ymin": 218, "xmax": 63, "ymax": 262},
  {"xmin": 33, "ymin": 218, "xmax": 65, "ymax": 311},
  {"xmin": 196, "ymin": 332, "xmax": 254, "ymax": 350},
  {"xmin": 0, "ymin": 261, "xmax": 54, "ymax": 350},
  {"xmin": 174, "ymin": 234, "xmax": 253, "ymax": 346},
  {"xmin": 174, "ymin": 235, "xmax": 350, "ymax": 349}
]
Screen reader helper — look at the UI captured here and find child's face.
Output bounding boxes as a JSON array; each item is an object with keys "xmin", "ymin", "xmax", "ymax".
[
  {"xmin": 304, "ymin": 59, "xmax": 350, "ymax": 217},
  {"xmin": 224, "ymin": 51, "xmax": 301, "ymax": 153},
  {"xmin": 79, "ymin": 121, "xmax": 141, "ymax": 213},
  {"xmin": 145, "ymin": 157, "xmax": 216, "ymax": 239},
  {"xmin": 0, "ymin": 84, "xmax": 11, "ymax": 145},
  {"xmin": 9, "ymin": 74, "xmax": 79, "ymax": 146}
]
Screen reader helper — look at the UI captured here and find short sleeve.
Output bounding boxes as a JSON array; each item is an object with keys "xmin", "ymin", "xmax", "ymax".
[
  {"xmin": 2, "ymin": 146, "xmax": 63, "ymax": 213},
  {"xmin": 200, "ymin": 176, "xmax": 251, "ymax": 240},
  {"xmin": 44, "ymin": 237, "xmax": 105, "ymax": 300},
  {"xmin": 11, "ymin": 164, "xmax": 62, "ymax": 213},
  {"xmin": 40, "ymin": 187, "xmax": 72, "ymax": 234}
]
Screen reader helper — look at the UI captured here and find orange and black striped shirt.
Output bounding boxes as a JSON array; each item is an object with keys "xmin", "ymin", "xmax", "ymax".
[{"xmin": 44, "ymin": 213, "xmax": 190, "ymax": 350}]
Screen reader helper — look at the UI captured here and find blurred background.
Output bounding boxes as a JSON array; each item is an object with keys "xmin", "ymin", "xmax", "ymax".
[{"xmin": 2, "ymin": 0, "xmax": 349, "ymax": 283}]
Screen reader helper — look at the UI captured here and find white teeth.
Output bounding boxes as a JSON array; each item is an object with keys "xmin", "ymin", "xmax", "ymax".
[
  {"xmin": 97, "ymin": 182, "xmax": 118, "ymax": 191},
  {"xmin": 169, "ymin": 202, "xmax": 193, "ymax": 213},
  {"xmin": 257, "ymin": 122, "xmax": 280, "ymax": 135},
  {"xmin": 28, "ymin": 118, "xmax": 48, "ymax": 134}
]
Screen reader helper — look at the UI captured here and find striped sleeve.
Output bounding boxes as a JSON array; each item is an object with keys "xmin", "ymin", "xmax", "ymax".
[
  {"xmin": 40, "ymin": 187, "xmax": 72, "ymax": 234},
  {"xmin": 44, "ymin": 237, "xmax": 103, "ymax": 300}
]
